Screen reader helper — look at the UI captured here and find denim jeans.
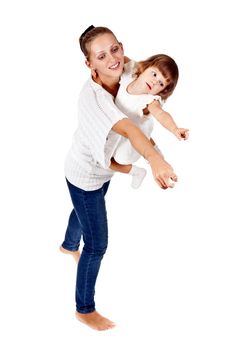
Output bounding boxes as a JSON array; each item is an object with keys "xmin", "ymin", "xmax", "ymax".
[{"xmin": 61, "ymin": 179, "xmax": 110, "ymax": 314}]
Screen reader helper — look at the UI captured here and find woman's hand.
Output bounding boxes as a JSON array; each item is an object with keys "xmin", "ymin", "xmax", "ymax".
[
  {"xmin": 112, "ymin": 118, "xmax": 178, "ymax": 189},
  {"xmin": 148, "ymin": 154, "xmax": 178, "ymax": 189}
]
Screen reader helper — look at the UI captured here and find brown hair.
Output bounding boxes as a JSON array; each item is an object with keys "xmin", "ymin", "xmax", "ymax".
[
  {"xmin": 79, "ymin": 25, "xmax": 117, "ymax": 59},
  {"xmin": 134, "ymin": 54, "xmax": 179, "ymax": 100}
]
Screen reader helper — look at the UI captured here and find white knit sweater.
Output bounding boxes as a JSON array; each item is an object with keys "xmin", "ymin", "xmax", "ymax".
[{"xmin": 64, "ymin": 77, "xmax": 127, "ymax": 190}]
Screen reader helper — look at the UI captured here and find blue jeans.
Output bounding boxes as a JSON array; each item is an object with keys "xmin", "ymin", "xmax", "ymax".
[{"xmin": 61, "ymin": 179, "xmax": 110, "ymax": 314}]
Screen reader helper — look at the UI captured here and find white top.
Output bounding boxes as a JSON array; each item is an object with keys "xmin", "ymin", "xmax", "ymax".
[
  {"xmin": 64, "ymin": 77, "xmax": 127, "ymax": 190},
  {"xmin": 114, "ymin": 61, "xmax": 164, "ymax": 164}
]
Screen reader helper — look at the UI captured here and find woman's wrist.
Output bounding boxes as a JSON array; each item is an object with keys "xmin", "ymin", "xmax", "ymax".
[{"xmin": 146, "ymin": 150, "xmax": 165, "ymax": 165}]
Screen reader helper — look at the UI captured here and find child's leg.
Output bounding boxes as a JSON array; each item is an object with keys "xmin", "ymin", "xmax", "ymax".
[
  {"xmin": 110, "ymin": 158, "xmax": 132, "ymax": 173},
  {"xmin": 110, "ymin": 158, "xmax": 147, "ymax": 189}
]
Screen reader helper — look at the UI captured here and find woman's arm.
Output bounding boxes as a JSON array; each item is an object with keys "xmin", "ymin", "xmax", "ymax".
[
  {"xmin": 148, "ymin": 100, "xmax": 189, "ymax": 140},
  {"xmin": 112, "ymin": 118, "xmax": 177, "ymax": 189}
]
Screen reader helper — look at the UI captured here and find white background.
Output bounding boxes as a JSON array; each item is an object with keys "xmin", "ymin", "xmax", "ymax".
[{"xmin": 1, "ymin": 0, "xmax": 233, "ymax": 349}]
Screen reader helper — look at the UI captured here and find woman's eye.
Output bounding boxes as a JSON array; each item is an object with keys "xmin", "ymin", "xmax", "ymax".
[
  {"xmin": 112, "ymin": 46, "xmax": 119, "ymax": 53},
  {"xmin": 98, "ymin": 54, "xmax": 105, "ymax": 60}
]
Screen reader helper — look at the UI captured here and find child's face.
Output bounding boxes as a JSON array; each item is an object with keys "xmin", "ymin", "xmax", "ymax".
[{"xmin": 137, "ymin": 66, "xmax": 168, "ymax": 95}]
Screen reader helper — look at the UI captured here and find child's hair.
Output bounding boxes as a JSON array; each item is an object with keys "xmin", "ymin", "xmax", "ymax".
[
  {"xmin": 134, "ymin": 54, "xmax": 179, "ymax": 100},
  {"xmin": 79, "ymin": 25, "xmax": 117, "ymax": 59}
]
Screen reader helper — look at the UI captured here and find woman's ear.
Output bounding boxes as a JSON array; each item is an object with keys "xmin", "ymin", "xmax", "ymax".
[
  {"xmin": 85, "ymin": 60, "xmax": 98, "ymax": 79},
  {"xmin": 85, "ymin": 60, "xmax": 92, "ymax": 69},
  {"xmin": 91, "ymin": 69, "xmax": 97, "ymax": 79}
]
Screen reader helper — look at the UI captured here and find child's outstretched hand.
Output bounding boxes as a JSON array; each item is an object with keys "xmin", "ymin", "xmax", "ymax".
[{"xmin": 174, "ymin": 128, "xmax": 189, "ymax": 140}]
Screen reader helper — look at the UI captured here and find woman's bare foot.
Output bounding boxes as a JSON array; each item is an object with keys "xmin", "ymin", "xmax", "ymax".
[
  {"xmin": 75, "ymin": 311, "xmax": 115, "ymax": 331},
  {"xmin": 59, "ymin": 246, "xmax": 80, "ymax": 263}
]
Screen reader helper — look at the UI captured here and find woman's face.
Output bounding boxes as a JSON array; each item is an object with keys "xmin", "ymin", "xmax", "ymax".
[{"xmin": 87, "ymin": 33, "xmax": 124, "ymax": 81}]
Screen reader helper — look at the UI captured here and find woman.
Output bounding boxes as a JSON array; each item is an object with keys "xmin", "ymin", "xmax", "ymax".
[{"xmin": 60, "ymin": 26, "xmax": 177, "ymax": 331}]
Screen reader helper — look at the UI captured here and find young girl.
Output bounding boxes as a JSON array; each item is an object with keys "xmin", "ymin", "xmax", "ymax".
[{"xmin": 110, "ymin": 54, "xmax": 189, "ymax": 188}]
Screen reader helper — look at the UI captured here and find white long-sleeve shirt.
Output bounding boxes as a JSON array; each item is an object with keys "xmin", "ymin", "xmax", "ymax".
[{"xmin": 64, "ymin": 77, "xmax": 127, "ymax": 190}]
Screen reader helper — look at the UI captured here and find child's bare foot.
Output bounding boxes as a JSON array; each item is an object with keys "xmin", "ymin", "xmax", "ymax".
[
  {"xmin": 59, "ymin": 246, "xmax": 80, "ymax": 263},
  {"xmin": 75, "ymin": 311, "xmax": 116, "ymax": 331}
]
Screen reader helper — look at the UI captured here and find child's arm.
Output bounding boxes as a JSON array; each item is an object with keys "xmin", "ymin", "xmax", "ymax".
[{"xmin": 147, "ymin": 100, "xmax": 189, "ymax": 140}]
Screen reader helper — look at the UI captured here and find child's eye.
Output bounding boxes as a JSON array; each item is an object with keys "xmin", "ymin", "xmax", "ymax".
[
  {"xmin": 159, "ymin": 81, "xmax": 164, "ymax": 87},
  {"xmin": 152, "ymin": 72, "xmax": 157, "ymax": 77}
]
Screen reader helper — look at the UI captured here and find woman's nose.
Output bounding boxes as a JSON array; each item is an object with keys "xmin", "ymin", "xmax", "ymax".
[{"xmin": 108, "ymin": 52, "xmax": 116, "ymax": 60}]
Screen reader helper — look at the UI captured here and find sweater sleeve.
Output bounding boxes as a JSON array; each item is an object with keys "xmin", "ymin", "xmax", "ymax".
[{"xmin": 78, "ymin": 82, "xmax": 127, "ymax": 169}]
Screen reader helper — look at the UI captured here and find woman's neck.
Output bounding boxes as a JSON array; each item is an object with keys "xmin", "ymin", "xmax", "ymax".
[
  {"xmin": 94, "ymin": 75, "xmax": 120, "ymax": 97},
  {"xmin": 102, "ymin": 82, "xmax": 119, "ymax": 97}
]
